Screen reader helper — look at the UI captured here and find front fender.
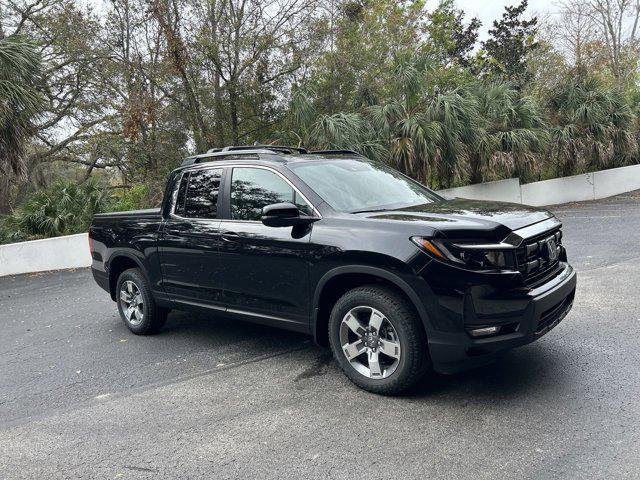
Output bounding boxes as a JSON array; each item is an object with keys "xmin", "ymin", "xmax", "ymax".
[{"xmin": 311, "ymin": 264, "xmax": 436, "ymax": 344}]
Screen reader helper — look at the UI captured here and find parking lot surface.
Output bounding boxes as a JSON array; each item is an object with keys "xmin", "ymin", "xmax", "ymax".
[{"xmin": 1, "ymin": 191, "xmax": 640, "ymax": 479}]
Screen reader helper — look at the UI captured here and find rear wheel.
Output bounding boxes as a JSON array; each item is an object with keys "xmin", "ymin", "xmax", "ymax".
[
  {"xmin": 116, "ymin": 268, "xmax": 168, "ymax": 335},
  {"xmin": 329, "ymin": 285, "xmax": 430, "ymax": 395}
]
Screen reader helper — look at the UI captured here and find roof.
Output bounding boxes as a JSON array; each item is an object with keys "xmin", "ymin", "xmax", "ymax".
[{"xmin": 180, "ymin": 145, "xmax": 363, "ymax": 167}]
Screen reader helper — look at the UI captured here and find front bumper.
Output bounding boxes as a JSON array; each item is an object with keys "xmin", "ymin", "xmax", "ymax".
[{"xmin": 425, "ymin": 262, "xmax": 577, "ymax": 374}]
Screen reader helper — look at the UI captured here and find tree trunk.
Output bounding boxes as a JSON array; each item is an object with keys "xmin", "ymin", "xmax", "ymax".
[
  {"xmin": 207, "ymin": 0, "xmax": 226, "ymax": 147},
  {"xmin": 0, "ymin": 3, "xmax": 5, "ymax": 40},
  {"xmin": 213, "ymin": 72, "xmax": 226, "ymax": 147},
  {"xmin": 469, "ymin": 152, "xmax": 483, "ymax": 184},
  {"xmin": 0, "ymin": 176, "xmax": 11, "ymax": 214},
  {"xmin": 175, "ymin": 63, "xmax": 209, "ymax": 151},
  {"xmin": 151, "ymin": 0, "xmax": 209, "ymax": 152},
  {"xmin": 228, "ymin": 81, "xmax": 240, "ymax": 145}
]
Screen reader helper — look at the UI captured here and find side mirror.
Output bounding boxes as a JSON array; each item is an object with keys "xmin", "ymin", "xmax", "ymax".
[{"xmin": 261, "ymin": 202, "xmax": 319, "ymax": 227}]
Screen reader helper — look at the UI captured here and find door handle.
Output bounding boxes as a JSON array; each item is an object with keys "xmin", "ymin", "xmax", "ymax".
[{"xmin": 222, "ymin": 231, "xmax": 241, "ymax": 242}]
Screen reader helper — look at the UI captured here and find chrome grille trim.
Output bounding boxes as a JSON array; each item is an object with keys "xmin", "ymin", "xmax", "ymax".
[
  {"xmin": 515, "ymin": 226, "xmax": 563, "ymax": 286},
  {"xmin": 503, "ymin": 217, "xmax": 562, "ymax": 247}
]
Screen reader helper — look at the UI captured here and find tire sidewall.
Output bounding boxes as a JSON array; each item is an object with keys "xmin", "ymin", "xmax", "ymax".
[
  {"xmin": 329, "ymin": 287, "xmax": 423, "ymax": 392},
  {"xmin": 116, "ymin": 269, "xmax": 154, "ymax": 334}
]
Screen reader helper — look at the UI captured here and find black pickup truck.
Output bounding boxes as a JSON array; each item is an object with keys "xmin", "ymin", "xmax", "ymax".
[{"xmin": 90, "ymin": 145, "xmax": 576, "ymax": 394}]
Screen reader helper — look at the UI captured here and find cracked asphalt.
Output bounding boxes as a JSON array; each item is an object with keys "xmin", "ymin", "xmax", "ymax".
[{"xmin": 1, "ymin": 191, "xmax": 640, "ymax": 479}]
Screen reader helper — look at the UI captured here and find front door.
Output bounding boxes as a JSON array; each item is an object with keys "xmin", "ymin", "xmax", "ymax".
[
  {"xmin": 218, "ymin": 166, "xmax": 316, "ymax": 329},
  {"xmin": 158, "ymin": 167, "xmax": 225, "ymax": 308}
]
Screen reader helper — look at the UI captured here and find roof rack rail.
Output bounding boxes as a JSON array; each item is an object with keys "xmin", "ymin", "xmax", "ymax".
[
  {"xmin": 180, "ymin": 145, "xmax": 362, "ymax": 167},
  {"xmin": 181, "ymin": 149, "xmax": 276, "ymax": 166},
  {"xmin": 207, "ymin": 145, "xmax": 308, "ymax": 155},
  {"xmin": 309, "ymin": 149, "xmax": 363, "ymax": 156}
]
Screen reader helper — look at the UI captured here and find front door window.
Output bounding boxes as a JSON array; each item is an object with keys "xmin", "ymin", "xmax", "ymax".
[{"xmin": 230, "ymin": 167, "xmax": 312, "ymax": 221}]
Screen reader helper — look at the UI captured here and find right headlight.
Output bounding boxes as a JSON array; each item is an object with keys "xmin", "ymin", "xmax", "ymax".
[{"xmin": 411, "ymin": 237, "xmax": 517, "ymax": 271}]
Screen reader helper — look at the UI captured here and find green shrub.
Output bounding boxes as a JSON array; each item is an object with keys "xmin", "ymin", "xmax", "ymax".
[
  {"xmin": 110, "ymin": 184, "xmax": 152, "ymax": 212},
  {"xmin": 0, "ymin": 180, "xmax": 111, "ymax": 244}
]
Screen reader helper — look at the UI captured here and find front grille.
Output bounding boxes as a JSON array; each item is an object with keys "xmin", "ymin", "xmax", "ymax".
[{"xmin": 516, "ymin": 227, "xmax": 563, "ymax": 287}]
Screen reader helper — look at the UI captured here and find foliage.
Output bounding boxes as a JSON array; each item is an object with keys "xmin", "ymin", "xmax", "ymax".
[
  {"xmin": 547, "ymin": 77, "xmax": 638, "ymax": 176},
  {"xmin": 481, "ymin": 0, "xmax": 540, "ymax": 89},
  {"xmin": 0, "ymin": 34, "xmax": 43, "ymax": 175},
  {"xmin": 306, "ymin": 0, "xmax": 428, "ymax": 114},
  {"xmin": 468, "ymin": 82, "xmax": 548, "ymax": 183},
  {"xmin": 1, "ymin": 0, "xmax": 640, "ymax": 242},
  {"xmin": 0, "ymin": 180, "xmax": 111, "ymax": 243},
  {"xmin": 365, "ymin": 62, "xmax": 481, "ymax": 188},
  {"xmin": 425, "ymin": 0, "xmax": 480, "ymax": 68},
  {"xmin": 111, "ymin": 184, "xmax": 154, "ymax": 212}
]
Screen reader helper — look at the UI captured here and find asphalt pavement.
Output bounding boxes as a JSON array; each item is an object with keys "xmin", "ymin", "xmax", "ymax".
[{"xmin": 1, "ymin": 191, "xmax": 640, "ymax": 479}]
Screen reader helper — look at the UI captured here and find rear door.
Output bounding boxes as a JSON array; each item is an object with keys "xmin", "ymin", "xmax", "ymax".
[
  {"xmin": 218, "ymin": 166, "xmax": 316, "ymax": 329},
  {"xmin": 158, "ymin": 167, "xmax": 226, "ymax": 308}
]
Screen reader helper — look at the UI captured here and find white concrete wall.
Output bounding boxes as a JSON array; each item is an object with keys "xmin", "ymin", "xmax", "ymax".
[
  {"xmin": 0, "ymin": 233, "xmax": 91, "ymax": 277},
  {"xmin": 593, "ymin": 164, "xmax": 640, "ymax": 199},
  {"xmin": 521, "ymin": 173, "xmax": 595, "ymax": 206},
  {"xmin": 439, "ymin": 164, "xmax": 640, "ymax": 206},
  {"xmin": 439, "ymin": 178, "xmax": 521, "ymax": 203}
]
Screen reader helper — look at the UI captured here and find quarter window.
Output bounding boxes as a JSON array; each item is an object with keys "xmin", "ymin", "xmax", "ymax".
[
  {"xmin": 173, "ymin": 173, "xmax": 189, "ymax": 216},
  {"xmin": 175, "ymin": 168, "xmax": 222, "ymax": 219},
  {"xmin": 230, "ymin": 167, "xmax": 312, "ymax": 221}
]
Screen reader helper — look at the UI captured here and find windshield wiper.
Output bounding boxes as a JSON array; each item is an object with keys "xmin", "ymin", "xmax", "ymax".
[{"xmin": 350, "ymin": 208, "xmax": 389, "ymax": 214}]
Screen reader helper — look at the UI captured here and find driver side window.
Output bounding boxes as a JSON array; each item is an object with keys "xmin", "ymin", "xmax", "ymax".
[{"xmin": 230, "ymin": 167, "xmax": 312, "ymax": 221}]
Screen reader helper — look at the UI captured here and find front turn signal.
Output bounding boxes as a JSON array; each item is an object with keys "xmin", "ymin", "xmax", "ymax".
[{"xmin": 411, "ymin": 237, "xmax": 447, "ymax": 260}]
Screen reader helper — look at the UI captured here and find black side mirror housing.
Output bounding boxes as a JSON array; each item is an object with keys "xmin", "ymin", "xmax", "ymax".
[{"xmin": 261, "ymin": 202, "xmax": 319, "ymax": 227}]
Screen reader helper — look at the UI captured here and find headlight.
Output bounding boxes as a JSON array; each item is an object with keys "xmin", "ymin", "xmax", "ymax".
[{"xmin": 411, "ymin": 237, "xmax": 516, "ymax": 271}]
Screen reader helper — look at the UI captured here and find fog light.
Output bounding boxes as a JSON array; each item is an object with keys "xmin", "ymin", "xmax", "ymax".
[{"xmin": 469, "ymin": 326, "xmax": 501, "ymax": 337}]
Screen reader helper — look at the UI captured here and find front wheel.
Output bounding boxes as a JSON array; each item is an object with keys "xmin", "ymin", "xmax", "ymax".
[
  {"xmin": 328, "ymin": 285, "xmax": 430, "ymax": 395},
  {"xmin": 116, "ymin": 268, "xmax": 168, "ymax": 335}
]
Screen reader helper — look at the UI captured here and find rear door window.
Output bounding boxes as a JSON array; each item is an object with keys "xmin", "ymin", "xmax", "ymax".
[{"xmin": 176, "ymin": 168, "xmax": 223, "ymax": 219}]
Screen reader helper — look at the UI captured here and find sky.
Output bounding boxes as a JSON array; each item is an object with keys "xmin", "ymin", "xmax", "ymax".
[{"xmin": 453, "ymin": 0, "xmax": 560, "ymax": 39}]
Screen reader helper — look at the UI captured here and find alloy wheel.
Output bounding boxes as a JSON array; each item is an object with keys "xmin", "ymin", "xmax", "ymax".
[
  {"xmin": 119, "ymin": 280, "xmax": 144, "ymax": 326},
  {"xmin": 339, "ymin": 306, "xmax": 401, "ymax": 379}
]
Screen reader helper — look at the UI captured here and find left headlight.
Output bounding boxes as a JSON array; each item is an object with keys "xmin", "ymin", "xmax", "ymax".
[{"xmin": 411, "ymin": 237, "xmax": 517, "ymax": 271}]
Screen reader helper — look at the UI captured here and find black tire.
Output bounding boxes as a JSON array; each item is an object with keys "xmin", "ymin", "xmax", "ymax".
[
  {"xmin": 116, "ymin": 268, "xmax": 168, "ymax": 335},
  {"xmin": 328, "ymin": 285, "xmax": 430, "ymax": 395}
]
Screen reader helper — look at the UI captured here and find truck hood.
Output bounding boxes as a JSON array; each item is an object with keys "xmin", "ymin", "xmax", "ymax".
[{"xmin": 362, "ymin": 198, "xmax": 554, "ymax": 233}]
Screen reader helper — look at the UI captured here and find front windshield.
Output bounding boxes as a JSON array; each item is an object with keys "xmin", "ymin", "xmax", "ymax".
[{"xmin": 288, "ymin": 158, "xmax": 442, "ymax": 212}]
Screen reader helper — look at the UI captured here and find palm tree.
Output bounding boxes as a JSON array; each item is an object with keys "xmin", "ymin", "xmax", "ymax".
[
  {"xmin": 0, "ymin": 33, "xmax": 43, "ymax": 177},
  {"xmin": 277, "ymin": 87, "xmax": 385, "ymax": 161},
  {"xmin": 367, "ymin": 59, "xmax": 480, "ymax": 188},
  {"xmin": 0, "ymin": 180, "xmax": 110, "ymax": 243},
  {"xmin": 282, "ymin": 60, "xmax": 482, "ymax": 189},
  {"xmin": 547, "ymin": 77, "xmax": 637, "ymax": 176},
  {"xmin": 467, "ymin": 82, "xmax": 548, "ymax": 184},
  {"xmin": 0, "ymin": 34, "xmax": 43, "ymax": 212}
]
